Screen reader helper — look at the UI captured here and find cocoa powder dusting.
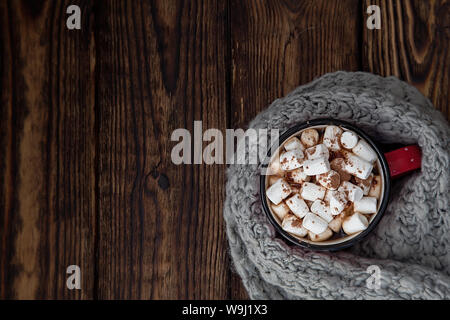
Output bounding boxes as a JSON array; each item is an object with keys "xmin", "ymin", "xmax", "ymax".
[
  {"xmin": 331, "ymin": 151, "xmax": 344, "ymax": 159},
  {"xmin": 355, "ymin": 176, "xmax": 371, "ymax": 187},
  {"xmin": 292, "ymin": 219, "xmax": 302, "ymax": 227},
  {"xmin": 329, "ymin": 173, "xmax": 340, "ymax": 189},
  {"xmin": 307, "ymin": 146, "xmax": 316, "ymax": 156},
  {"xmin": 330, "ymin": 158, "xmax": 351, "ymax": 181}
]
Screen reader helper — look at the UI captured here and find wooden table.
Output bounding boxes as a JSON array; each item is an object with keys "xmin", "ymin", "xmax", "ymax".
[{"xmin": 1, "ymin": 0, "xmax": 448, "ymax": 299}]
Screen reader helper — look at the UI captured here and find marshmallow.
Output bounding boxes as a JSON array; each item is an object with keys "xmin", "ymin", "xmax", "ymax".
[
  {"xmin": 301, "ymin": 182, "xmax": 326, "ymax": 201},
  {"xmin": 316, "ymin": 170, "xmax": 340, "ymax": 190},
  {"xmin": 285, "ymin": 167, "xmax": 309, "ymax": 184},
  {"xmin": 300, "ymin": 129, "xmax": 319, "ymax": 148},
  {"xmin": 310, "ymin": 200, "xmax": 333, "ymax": 222},
  {"xmin": 308, "ymin": 228, "xmax": 333, "ymax": 242},
  {"xmin": 271, "ymin": 202, "xmax": 290, "ymax": 220},
  {"xmin": 330, "ymin": 158, "xmax": 351, "ymax": 181},
  {"xmin": 354, "ymin": 197, "xmax": 377, "ymax": 214},
  {"xmin": 284, "ymin": 136, "xmax": 304, "ymax": 151},
  {"xmin": 344, "ymin": 153, "xmax": 373, "ymax": 180},
  {"xmin": 303, "ymin": 157, "xmax": 331, "ymax": 176},
  {"xmin": 338, "ymin": 181, "xmax": 364, "ymax": 202},
  {"xmin": 266, "ymin": 178, "xmax": 292, "ymax": 205},
  {"xmin": 352, "ymin": 139, "xmax": 377, "ymax": 163},
  {"xmin": 268, "ymin": 175, "xmax": 282, "ymax": 186},
  {"xmin": 302, "ymin": 212, "xmax": 328, "ymax": 234},
  {"xmin": 282, "ymin": 214, "xmax": 308, "ymax": 237},
  {"xmin": 323, "ymin": 126, "xmax": 343, "ymax": 151},
  {"xmin": 355, "ymin": 174, "xmax": 373, "ymax": 195},
  {"xmin": 305, "ymin": 144, "xmax": 329, "ymax": 160},
  {"xmin": 280, "ymin": 149, "xmax": 304, "ymax": 171},
  {"xmin": 268, "ymin": 153, "xmax": 282, "ymax": 175},
  {"xmin": 340, "ymin": 131, "xmax": 358, "ymax": 149},
  {"xmin": 323, "ymin": 189, "xmax": 332, "ymax": 205},
  {"xmin": 342, "ymin": 212, "xmax": 369, "ymax": 235},
  {"xmin": 329, "ymin": 190, "xmax": 348, "ymax": 215},
  {"xmin": 328, "ymin": 214, "xmax": 343, "ymax": 233},
  {"xmin": 285, "ymin": 194, "xmax": 310, "ymax": 218},
  {"xmin": 368, "ymin": 175, "xmax": 382, "ymax": 199}
]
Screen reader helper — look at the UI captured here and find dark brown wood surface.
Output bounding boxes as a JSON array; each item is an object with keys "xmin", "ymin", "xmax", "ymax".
[{"xmin": 0, "ymin": 0, "xmax": 448, "ymax": 299}]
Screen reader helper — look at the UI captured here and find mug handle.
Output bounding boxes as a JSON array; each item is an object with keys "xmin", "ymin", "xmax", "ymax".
[{"xmin": 384, "ymin": 145, "xmax": 422, "ymax": 178}]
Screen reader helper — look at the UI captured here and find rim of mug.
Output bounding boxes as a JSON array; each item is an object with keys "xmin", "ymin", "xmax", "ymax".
[{"xmin": 259, "ymin": 118, "xmax": 391, "ymax": 251}]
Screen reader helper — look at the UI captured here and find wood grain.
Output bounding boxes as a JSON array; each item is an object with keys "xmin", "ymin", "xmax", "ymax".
[
  {"xmin": 0, "ymin": 0, "xmax": 448, "ymax": 300},
  {"xmin": 230, "ymin": 0, "xmax": 361, "ymax": 128},
  {"xmin": 363, "ymin": 0, "xmax": 450, "ymax": 118},
  {"xmin": 95, "ymin": 0, "xmax": 233, "ymax": 299},
  {"xmin": 228, "ymin": 0, "xmax": 360, "ymax": 298},
  {"xmin": 0, "ymin": 0, "xmax": 96, "ymax": 299}
]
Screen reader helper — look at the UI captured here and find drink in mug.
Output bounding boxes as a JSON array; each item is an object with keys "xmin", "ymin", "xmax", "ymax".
[{"xmin": 265, "ymin": 124, "xmax": 384, "ymax": 244}]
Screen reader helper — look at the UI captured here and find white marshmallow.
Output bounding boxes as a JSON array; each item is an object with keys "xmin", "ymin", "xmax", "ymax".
[
  {"xmin": 271, "ymin": 202, "xmax": 290, "ymax": 220},
  {"xmin": 279, "ymin": 149, "xmax": 304, "ymax": 171},
  {"xmin": 342, "ymin": 212, "xmax": 369, "ymax": 235},
  {"xmin": 300, "ymin": 129, "xmax": 319, "ymax": 148},
  {"xmin": 328, "ymin": 215, "xmax": 343, "ymax": 233},
  {"xmin": 266, "ymin": 178, "xmax": 292, "ymax": 205},
  {"xmin": 355, "ymin": 174, "xmax": 373, "ymax": 195},
  {"xmin": 368, "ymin": 175, "xmax": 382, "ymax": 199},
  {"xmin": 354, "ymin": 197, "xmax": 377, "ymax": 214},
  {"xmin": 308, "ymin": 228, "xmax": 333, "ymax": 242},
  {"xmin": 329, "ymin": 191, "xmax": 348, "ymax": 215},
  {"xmin": 310, "ymin": 200, "xmax": 333, "ymax": 222},
  {"xmin": 302, "ymin": 212, "xmax": 328, "ymax": 234},
  {"xmin": 340, "ymin": 131, "xmax": 358, "ymax": 149},
  {"xmin": 282, "ymin": 214, "xmax": 308, "ymax": 237},
  {"xmin": 338, "ymin": 181, "xmax": 364, "ymax": 202},
  {"xmin": 285, "ymin": 194, "xmax": 310, "ymax": 218},
  {"xmin": 268, "ymin": 175, "xmax": 282, "ymax": 186},
  {"xmin": 303, "ymin": 157, "xmax": 331, "ymax": 176},
  {"xmin": 343, "ymin": 153, "xmax": 373, "ymax": 180},
  {"xmin": 268, "ymin": 153, "xmax": 282, "ymax": 175},
  {"xmin": 323, "ymin": 189, "xmax": 333, "ymax": 205},
  {"xmin": 301, "ymin": 182, "xmax": 326, "ymax": 201},
  {"xmin": 305, "ymin": 144, "xmax": 329, "ymax": 160},
  {"xmin": 285, "ymin": 167, "xmax": 309, "ymax": 184},
  {"xmin": 284, "ymin": 136, "xmax": 304, "ymax": 151},
  {"xmin": 352, "ymin": 140, "xmax": 377, "ymax": 163},
  {"xmin": 323, "ymin": 125, "xmax": 343, "ymax": 151},
  {"xmin": 316, "ymin": 170, "xmax": 340, "ymax": 190}
]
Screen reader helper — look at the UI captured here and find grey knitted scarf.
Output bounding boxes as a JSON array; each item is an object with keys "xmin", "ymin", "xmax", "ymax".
[{"xmin": 223, "ymin": 71, "xmax": 450, "ymax": 299}]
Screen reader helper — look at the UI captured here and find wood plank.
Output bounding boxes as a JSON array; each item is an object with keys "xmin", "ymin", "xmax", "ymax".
[
  {"xmin": 95, "ymin": 0, "xmax": 231, "ymax": 299},
  {"xmin": 0, "ymin": 0, "xmax": 96, "ymax": 299},
  {"xmin": 362, "ymin": 0, "xmax": 450, "ymax": 119},
  {"xmin": 228, "ymin": 0, "xmax": 361, "ymax": 298},
  {"xmin": 230, "ymin": 0, "xmax": 362, "ymax": 128},
  {"xmin": 4, "ymin": 0, "xmax": 446, "ymax": 300}
]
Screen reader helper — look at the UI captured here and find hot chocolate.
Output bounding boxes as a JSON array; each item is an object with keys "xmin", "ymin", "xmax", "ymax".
[{"xmin": 265, "ymin": 125, "xmax": 384, "ymax": 244}]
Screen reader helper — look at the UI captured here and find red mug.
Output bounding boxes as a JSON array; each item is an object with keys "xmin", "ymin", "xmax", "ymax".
[{"xmin": 260, "ymin": 119, "xmax": 421, "ymax": 251}]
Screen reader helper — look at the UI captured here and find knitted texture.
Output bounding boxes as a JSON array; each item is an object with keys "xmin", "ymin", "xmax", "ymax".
[{"xmin": 223, "ymin": 71, "xmax": 450, "ymax": 299}]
